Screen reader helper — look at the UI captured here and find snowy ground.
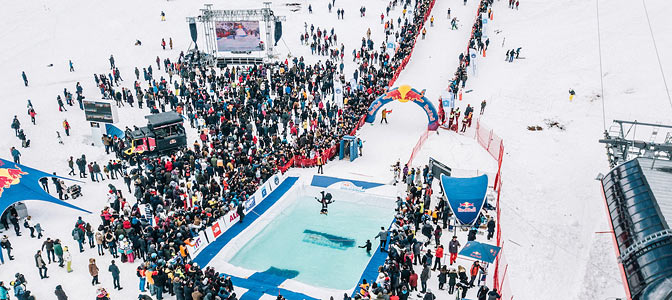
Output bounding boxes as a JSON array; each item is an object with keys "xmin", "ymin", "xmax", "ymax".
[
  {"xmin": 454, "ymin": 0, "xmax": 672, "ymax": 299},
  {"xmin": 2, "ymin": 0, "xmax": 669, "ymax": 299}
]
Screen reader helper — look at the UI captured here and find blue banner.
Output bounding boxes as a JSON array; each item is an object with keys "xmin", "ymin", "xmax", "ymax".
[
  {"xmin": 440, "ymin": 174, "xmax": 488, "ymax": 225},
  {"xmin": 458, "ymin": 241, "xmax": 501, "ymax": 263},
  {"xmin": 0, "ymin": 158, "xmax": 90, "ymax": 216}
]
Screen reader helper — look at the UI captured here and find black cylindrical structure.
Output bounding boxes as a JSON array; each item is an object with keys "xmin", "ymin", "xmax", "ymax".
[{"xmin": 189, "ymin": 22, "xmax": 198, "ymax": 43}]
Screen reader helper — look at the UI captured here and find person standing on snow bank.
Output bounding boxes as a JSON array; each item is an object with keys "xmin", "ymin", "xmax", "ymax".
[
  {"xmin": 380, "ymin": 108, "xmax": 391, "ymax": 123},
  {"xmin": 28, "ymin": 107, "xmax": 36, "ymax": 125},
  {"xmin": 569, "ymin": 89, "xmax": 576, "ymax": 101},
  {"xmin": 55, "ymin": 285, "xmax": 68, "ymax": 300},
  {"xmin": 0, "ymin": 281, "xmax": 10, "ymax": 299},
  {"xmin": 89, "ymin": 258, "xmax": 100, "ymax": 285},
  {"xmin": 64, "ymin": 246, "xmax": 73, "ymax": 272},
  {"xmin": 109, "ymin": 260, "xmax": 123, "ymax": 290},
  {"xmin": 34, "ymin": 250, "xmax": 49, "ymax": 279},
  {"xmin": 63, "ymin": 119, "xmax": 71, "ymax": 136},
  {"xmin": 1, "ymin": 235, "xmax": 14, "ymax": 260},
  {"xmin": 11, "ymin": 116, "xmax": 20, "ymax": 136},
  {"xmin": 10, "ymin": 147, "xmax": 20, "ymax": 164}
]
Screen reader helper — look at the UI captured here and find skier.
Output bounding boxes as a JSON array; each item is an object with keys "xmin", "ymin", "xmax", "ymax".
[
  {"xmin": 308, "ymin": 4, "xmax": 312, "ymax": 13},
  {"xmin": 21, "ymin": 71, "xmax": 28, "ymax": 87},
  {"xmin": 451, "ymin": 18, "xmax": 458, "ymax": 30},
  {"xmin": 109, "ymin": 55, "xmax": 115, "ymax": 69},
  {"xmin": 315, "ymin": 191, "xmax": 334, "ymax": 214},
  {"xmin": 63, "ymin": 119, "xmax": 71, "ymax": 136},
  {"xmin": 480, "ymin": 99, "xmax": 487, "ymax": 114},
  {"xmin": 430, "ymin": 16, "xmax": 434, "ymax": 27},
  {"xmin": 447, "ymin": 8, "xmax": 451, "ymax": 19},
  {"xmin": 69, "ymin": 60, "xmax": 74, "ymax": 72},
  {"xmin": 161, "ymin": 11, "xmax": 166, "ymax": 21},
  {"xmin": 57, "ymin": 131, "xmax": 64, "ymax": 145},
  {"xmin": 27, "ymin": 107, "xmax": 37, "ymax": 125},
  {"xmin": 422, "ymin": 27, "xmax": 427, "ymax": 39},
  {"xmin": 169, "ymin": 37, "xmax": 173, "ymax": 49},
  {"xmin": 161, "ymin": 38, "xmax": 166, "ymax": 50}
]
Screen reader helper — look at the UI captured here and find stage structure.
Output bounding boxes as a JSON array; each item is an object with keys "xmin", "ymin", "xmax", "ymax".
[{"xmin": 186, "ymin": 3, "xmax": 285, "ymax": 66}]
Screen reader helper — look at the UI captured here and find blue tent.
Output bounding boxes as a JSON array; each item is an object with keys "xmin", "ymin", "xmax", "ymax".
[
  {"xmin": 458, "ymin": 241, "xmax": 501, "ymax": 263},
  {"xmin": 440, "ymin": 174, "xmax": 488, "ymax": 225},
  {"xmin": 0, "ymin": 158, "xmax": 90, "ymax": 216},
  {"xmin": 105, "ymin": 123, "xmax": 125, "ymax": 139}
]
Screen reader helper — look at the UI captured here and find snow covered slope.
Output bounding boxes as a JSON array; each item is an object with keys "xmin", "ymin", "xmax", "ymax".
[{"xmin": 455, "ymin": 0, "xmax": 672, "ymax": 299}]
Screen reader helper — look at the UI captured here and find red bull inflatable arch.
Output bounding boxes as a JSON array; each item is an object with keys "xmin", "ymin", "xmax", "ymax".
[{"xmin": 365, "ymin": 85, "xmax": 440, "ymax": 130}]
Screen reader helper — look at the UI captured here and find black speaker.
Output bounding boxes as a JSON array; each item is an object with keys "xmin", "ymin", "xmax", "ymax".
[
  {"xmin": 189, "ymin": 21, "xmax": 198, "ymax": 44},
  {"xmin": 274, "ymin": 21, "xmax": 282, "ymax": 46}
]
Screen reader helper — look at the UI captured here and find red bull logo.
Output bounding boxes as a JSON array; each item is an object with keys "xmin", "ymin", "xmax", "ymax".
[
  {"xmin": 0, "ymin": 167, "xmax": 28, "ymax": 197},
  {"xmin": 458, "ymin": 201, "xmax": 476, "ymax": 213},
  {"xmin": 382, "ymin": 85, "xmax": 426, "ymax": 103}
]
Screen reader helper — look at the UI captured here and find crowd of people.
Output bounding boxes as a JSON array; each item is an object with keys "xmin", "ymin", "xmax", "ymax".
[
  {"xmin": 0, "ymin": 0, "xmax": 500, "ymax": 299},
  {"xmin": 355, "ymin": 155, "xmax": 500, "ymax": 300}
]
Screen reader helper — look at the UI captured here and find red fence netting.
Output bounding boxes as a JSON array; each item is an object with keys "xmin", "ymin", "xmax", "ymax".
[{"xmin": 407, "ymin": 129, "xmax": 430, "ymax": 166}]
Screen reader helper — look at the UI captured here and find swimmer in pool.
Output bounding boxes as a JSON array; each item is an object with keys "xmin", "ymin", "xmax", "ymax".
[{"xmin": 315, "ymin": 191, "xmax": 335, "ymax": 214}]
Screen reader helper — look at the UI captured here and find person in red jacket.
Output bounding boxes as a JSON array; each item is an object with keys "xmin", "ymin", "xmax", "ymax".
[
  {"xmin": 433, "ymin": 245, "xmax": 444, "ymax": 271},
  {"xmin": 408, "ymin": 270, "xmax": 418, "ymax": 292},
  {"xmin": 469, "ymin": 260, "xmax": 485, "ymax": 287}
]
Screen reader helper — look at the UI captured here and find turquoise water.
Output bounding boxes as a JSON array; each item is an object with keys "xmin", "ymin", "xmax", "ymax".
[{"xmin": 229, "ymin": 194, "xmax": 393, "ymax": 290}]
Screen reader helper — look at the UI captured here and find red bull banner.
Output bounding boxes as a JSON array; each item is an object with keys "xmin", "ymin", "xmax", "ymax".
[
  {"xmin": 440, "ymin": 174, "xmax": 488, "ymax": 225},
  {"xmin": 0, "ymin": 158, "xmax": 90, "ymax": 216},
  {"xmin": 365, "ymin": 85, "xmax": 440, "ymax": 130}
]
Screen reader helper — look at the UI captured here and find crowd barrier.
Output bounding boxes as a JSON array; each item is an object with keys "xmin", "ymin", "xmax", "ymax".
[
  {"xmin": 281, "ymin": 1, "xmax": 436, "ymax": 173},
  {"xmin": 475, "ymin": 119, "xmax": 511, "ymax": 299},
  {"xmin": 388, "ymin": 0, "xmax": 437, "ymax": 87},
  {"xmin": 407, "ymin": 129, "xmax": 429, "ymax": 166},
  {"xmin": 183, "ymin": 172, "xmax": 287, "ymax": 256}
]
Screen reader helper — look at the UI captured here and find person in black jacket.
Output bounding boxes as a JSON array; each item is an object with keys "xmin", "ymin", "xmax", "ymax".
[
  {"xmin": 55, "ymin": 285, "xmax": 68, "ymax": 300},
  {"xmin": 154, "ymin": 269, "xmax": 168, "ymax": 299},
  {"xmin": 477, "ymin": 285, "xmax": 490, "ymax": 300},
  {"xmin": 237, "ymin": 203, "xmax": 245, "ymax": 223},
  {"xmin": 487, "ymin": 218, "xmax": 496, "ymax": 240}
]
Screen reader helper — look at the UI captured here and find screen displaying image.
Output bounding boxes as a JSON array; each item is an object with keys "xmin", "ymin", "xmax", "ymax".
[{"xmin": 215, "ymin": 21, "xmax": 262, "ymax": 52}]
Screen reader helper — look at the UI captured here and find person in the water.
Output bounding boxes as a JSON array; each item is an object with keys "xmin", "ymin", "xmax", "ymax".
[
  {"xmin": 359, "ymin": 239, "xmax": 372, "ymax": 255},
  {"xmin": 315, "ymin": 191, "xmax": 334, "ymax": 214}
]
